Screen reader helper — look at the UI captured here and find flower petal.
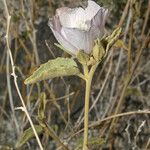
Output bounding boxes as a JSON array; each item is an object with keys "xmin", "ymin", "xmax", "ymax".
[
  {"xmin": 84, "ymin": 0, "xmax": 102, "ymax": 21},
  {"xmin": 61, "ymin": 27, "xmax": 93, "ymax": 54},
  {"xmin": 56, "ymin": 1, "xmax": 101, "ymax": 30},
  {"xmin": 56, "ymin": 7, "xmax": 86, "ymax": 29},
  {"xmin": 49, "ymin": 18, "xmax": 77, "ymax": 55},
  {"xmin": 49, "ymin": 16, "xmax": 61, "ymax": 32},
  {"xmin": 91, "ymin": 7, "xmax": 108, "ymax": 29}
]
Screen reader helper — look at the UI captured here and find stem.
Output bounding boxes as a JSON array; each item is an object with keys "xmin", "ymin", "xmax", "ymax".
[
  {"xmin": 83, "ymin": 64, "xmax": 98, "ymax": 150},
  {"xmin": 38, "ymin": 120, "xmax": 69, "ymax": 150},
  {"xmin": 83, "ymin": 77, "xmax": 92, "ymax": 150}
]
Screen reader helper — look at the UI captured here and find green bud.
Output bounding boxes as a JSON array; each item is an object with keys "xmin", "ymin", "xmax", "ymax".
[
  {"xmin": 92, "ymin": 39, "xmax": 106, "ymax": 62},
  {"xmin": 76, "ymin": 50, "xmax": 90, "ymax": 65}
]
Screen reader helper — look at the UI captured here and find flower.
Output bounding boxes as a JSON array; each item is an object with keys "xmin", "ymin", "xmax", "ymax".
[{"xmin": 48, "ymin": 0, "xmax": 108, "ymax": 55}]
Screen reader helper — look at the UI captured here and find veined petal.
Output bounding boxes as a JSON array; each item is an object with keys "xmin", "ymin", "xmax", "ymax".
[
  {"xmin": 61, "ymin": 27, "xmax": 93, "ymax": 54},
  {"xmin": 49, "ymin": 16, "xmax": 61, "ymax": 32},
  {"xmin": 52, "ymin": 29, "xmax": 77, "ymax": 55},
  {"xmin": 56, "ymin": 0, "xmax": 101, "ymax": 30},
  {"xmin": 49, "ymin": 19, "xmax": 77, "ymax": 55},
  {"xmin": 84, "ymin": 0, "xmax": 101, "ymax": 21},
  {"xmin": 57, "ymin": 7, "xmax": 86, "ymax": 29},
  {"xmin": 91, "ymin": 7, "xmax": 108, "ymax": 29}
]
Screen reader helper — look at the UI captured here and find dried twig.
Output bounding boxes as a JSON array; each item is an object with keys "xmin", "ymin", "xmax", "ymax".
[
  {"xmin": 68, "ymin": 110, "xmax": 150, "ymax": 140},
  {"xmin": 3, "ymin": 0, "xmax": 43, "ymax": 149}
]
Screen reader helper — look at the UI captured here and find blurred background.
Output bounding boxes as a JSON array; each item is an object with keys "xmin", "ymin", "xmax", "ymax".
[{"xmin": 0, "ymin": 0, "xmax": 150, "ymax": 149}]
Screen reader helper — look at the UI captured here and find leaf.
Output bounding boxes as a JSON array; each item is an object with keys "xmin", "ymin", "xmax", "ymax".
[
  {"xmin": 24, "ymin": 57, "xmax": 80, "ymax": 84},
  {"xmin": 105, "ymin": 27, "xmax": 122, "ymax": 53},
  {"xmin": 38, "ymin": 92, "xmax": 46, "ymax": 120},
  {"xmin": 16, "ymin": 125, "xmax": 43, "ymax": 148},
  {"xmin": 114, "ymin": 39, "xmax": 128, "ymax": 51},
  {"xmin": 90, "ymin": 28, "xmax": 122, "ymax": 64}
]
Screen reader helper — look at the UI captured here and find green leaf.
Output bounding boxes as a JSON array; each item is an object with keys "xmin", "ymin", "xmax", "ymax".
[
  {"xmin": 105, "ymin": 27, "xmax": 122, "ymax": 53},
  {"xmin": 91, "ymin": 28, "xmax": 122, "ymax": 64},
  {"xmin": 114, "ymin": 39, "xmax": 128, "ymax": 51},
  {"xmin": 16, "ymin": 125, "xmax": 43, "ymax": 148},
  {"xmin": 24, "ymin": 57, "xmax": 80, "ymax": 84},
  {"xmin": 38, "ymin": 92, "xmax": 46, "ymax": 120}
]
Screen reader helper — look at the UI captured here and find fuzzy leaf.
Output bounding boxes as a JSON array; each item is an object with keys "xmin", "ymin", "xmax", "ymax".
[
  {"xmin": 16, "ymin": 125, "xmax": 43, "ymax": 148},
  {"xmin": 105, "ymin": 27, "xmax": 122, "ymax": 53},
  {"xmin": 24, "ymin": 57, "xmax": 80, "ymax": 84},
  {"xmin": 38, "ymin": 92, "xmax": 46, "ymax": 120},
  {"xmin": 90, "ymin": 28, "xmax": 122, "ymax": 64},
  {"xmin": 114, "ymin": 39, "xmax": 128, "ymax": 51}
]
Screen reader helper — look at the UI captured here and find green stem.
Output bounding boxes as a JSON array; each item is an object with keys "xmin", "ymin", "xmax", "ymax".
[
  {"xmin": 83, "ymin": 64, "xmax": 98, "ymax": 150},
  {"xmin": 83, "ymin": 77, "xmax": 92, "ymax": 150}
]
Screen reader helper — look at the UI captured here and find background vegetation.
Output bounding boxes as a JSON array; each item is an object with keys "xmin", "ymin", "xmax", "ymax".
[{"xmin": 0, "ymin": 0, "xmax": 150, "ymax": 149}]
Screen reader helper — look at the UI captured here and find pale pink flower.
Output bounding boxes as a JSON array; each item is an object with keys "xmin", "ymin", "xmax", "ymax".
[{"xmin": 48, "ymin": 0, "xmax": 108, "ymax": 55}]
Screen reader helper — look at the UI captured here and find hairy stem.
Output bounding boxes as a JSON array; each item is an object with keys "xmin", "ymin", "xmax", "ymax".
[
  {"xmin": 83, "ymin": 76, "xmax": 92, "ymax": 150},
  {"xmin": 83, "ymin": 64, "xmax": 98, "ymax": 150}
]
